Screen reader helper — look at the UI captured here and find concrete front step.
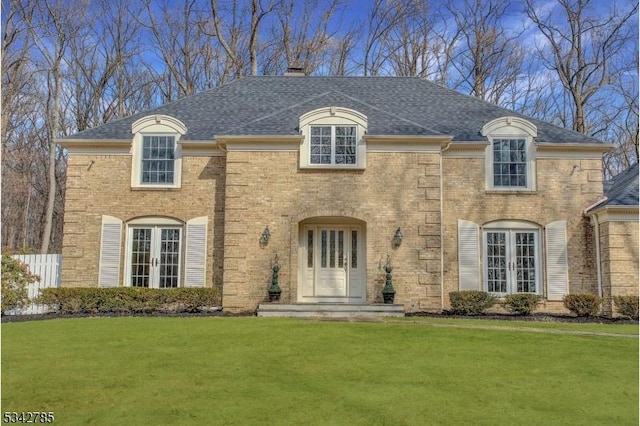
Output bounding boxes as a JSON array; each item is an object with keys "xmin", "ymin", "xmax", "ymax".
[{"xmin": 257, "ymin": 303, "xmax": 405, "ymax": 318}]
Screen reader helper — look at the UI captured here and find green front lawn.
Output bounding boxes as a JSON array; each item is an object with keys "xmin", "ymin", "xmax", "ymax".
[{"xmin": 2, "ymin": 317, "xmax": 638, "ymax": 425}]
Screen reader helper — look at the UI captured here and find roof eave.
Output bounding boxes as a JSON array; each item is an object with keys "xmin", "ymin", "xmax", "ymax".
[
  {"xmin": 364, "ymin": 134, "xmax": 452, "ymax": 146},
  {"xmin": 536, "ymin": 142, "xmax": 613, "ymax": 152}
]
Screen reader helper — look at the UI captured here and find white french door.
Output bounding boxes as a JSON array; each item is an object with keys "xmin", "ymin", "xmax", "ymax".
[
  {"xmin": 300, "ymin": 224, "xmax": 365, "ymax": 302},
  {"xmin": 484, "ymin": 230, "xmax": 540, "ymax": 295},
  {"xmin": 129, "ymin": 226, "xmax": 182, "ymax": 288}
]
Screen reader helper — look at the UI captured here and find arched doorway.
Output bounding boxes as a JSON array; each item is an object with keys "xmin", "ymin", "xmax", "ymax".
[{"xmin": 298, "ymin": 217, "xmax": 366, "ymax": 303}]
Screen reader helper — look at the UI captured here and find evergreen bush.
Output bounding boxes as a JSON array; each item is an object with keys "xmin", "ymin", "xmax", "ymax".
[
  {"xmin": 563, "ymin": 294, "xmax": 600, "ymax": 317},
  {"xmin": 502, "ymin": 294, "xmax": 541, "ymax": 316},
  {"xmin": 612, "ymin": 296, "xmax": 639, "ymax": 319},
  {"xmin": 448, "ymin": 290, "xmax": 496, "ymax": 315},
  {"xmin": 37, "ymin": 287, "xmax": 220, "ymax": 315}
]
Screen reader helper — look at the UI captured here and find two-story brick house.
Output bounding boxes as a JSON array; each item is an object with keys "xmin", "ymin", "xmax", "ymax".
[{"xmin": 58, "ymin": 74, "xmax": 638, "ymax": 315}]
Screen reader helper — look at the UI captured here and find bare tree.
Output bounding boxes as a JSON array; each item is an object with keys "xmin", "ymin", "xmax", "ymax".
[
  {"xmin": 266, "ymin": 0, "xmax": 343, "ymax": 75},
  {"xmin": 141, "ymin": 0, "xmax": 218, "ymax": 101},
  {"xmin": 526, "ymin": 0, "xmax": 638, "ymax": 135},
  {"xmin": 447, "ymin": 0, "xmax": 526, "ymax": 105},
  {"xmin": 601, "ymin": 44, "xmax": 639, "ymax": 177},
  {"xmin": 360, "ymin": 0, "xmax": 405, "ymax": 76},
  {"xmin": 207, "ymin": 0, "xmax": 277, "ymax": 79},
  {"xmin": 323, "ymin": 28, "xmax": 360, "ymax": 76},
  {"xmin": 1, "ymin": 0, "xmax": 34, "ymax": 149},
  {"xmin": 23, "ymin": 0, "xmax": 81, "ymax": 254},
  {"xmin": 384, "ymin": 0, "xmax": 456, "ymax": 82}
]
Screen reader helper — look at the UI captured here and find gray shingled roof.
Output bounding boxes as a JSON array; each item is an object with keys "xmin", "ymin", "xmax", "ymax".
[
  {"xmin": 65, "ymin": 76, "xmax": 604, "ymax": 143},
  {"xmin": 599, "ymin": 163, "xmax": 639, "ymax": 207}
]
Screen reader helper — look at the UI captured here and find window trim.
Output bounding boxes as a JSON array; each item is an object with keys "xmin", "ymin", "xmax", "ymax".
[
  {"xmin": 131, "ymin": 115, "xmax": 186, "ymax": 189},
  {"xmin": 299, "ymin": 107, "xmax": 367, "ymax": 169},
  {"xmin": 481, "ymin": 117, "xmax": 537, "ymax": 192}
]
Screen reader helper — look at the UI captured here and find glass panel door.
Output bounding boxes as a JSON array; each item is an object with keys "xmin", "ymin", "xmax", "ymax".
[
  {"xmin": 131, "ymin": 228, "xmax": 152, "ymax": 287},
  {"xmin": 159, "ymin": 228, "xmax": 181, "ymax": 288},
  {"xmin": 484, "ymin": 229, "xmax": 539, "ymax": 295},
  {"xmin": 486, "ymin": 232, "xmax": 507, "ymax": 293},
  {"xmin": 515, "ymin": 232, "xmax": 536, "ymax": 293},
  {"xmin": 129, "ymin": 226, "xmax": 182, "ymax": 288}
]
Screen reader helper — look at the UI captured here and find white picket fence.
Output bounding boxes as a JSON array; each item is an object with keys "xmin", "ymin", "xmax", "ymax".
[{"xmin": 5, "ymin": 254, "xmax": 61, "ymax": 315}]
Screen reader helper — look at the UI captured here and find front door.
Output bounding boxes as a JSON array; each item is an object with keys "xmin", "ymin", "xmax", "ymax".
[
  {"xmin": 316, "ymin": 227, "xmax": 348, "ymax": 296},
  {"xmin": 300, "ymin": 224, "xmax": 365, "ymax": 303}
]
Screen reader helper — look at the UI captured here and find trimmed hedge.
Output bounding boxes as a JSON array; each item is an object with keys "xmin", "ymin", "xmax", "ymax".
[
  {"xmin": 613, "ymin": 296, "xmax": 639, "ymax": 320},
  {"xmin": 502, "ymin": 294, "xmax": 540, "ymax": 316},
  {"xmin": 449, "ymin": 290, "xmax": 497, "ymax": 315},
  {"xmin": 563, "ymin": 294, "xmax": 600, "ymax": 317},
  {"xmin": 37, "ymin": 287, "xmax": 220, "ymax": 315}
]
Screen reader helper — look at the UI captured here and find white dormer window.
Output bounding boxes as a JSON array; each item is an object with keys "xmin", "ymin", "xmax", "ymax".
[
  {"xmin": 131, "ymin": 115, "xmax": 187, "ymax": 188},
  {"xmin": 310, "ymin": 125, "xmax": 357, "ymax": 165},
  {"xmin": 300, "ymin": 107, "xmax": 367, "ymax": 169},
  {"xmin": 141, "ymin": 135, "xmax": 176, "ymax": 184},
  {"xmin": 481, "ymin": 117, "xmax": 537, "ymax": 191},
  {"xmin": 492, "ymin": 138, "xmax": 527, "ymax": 187}
]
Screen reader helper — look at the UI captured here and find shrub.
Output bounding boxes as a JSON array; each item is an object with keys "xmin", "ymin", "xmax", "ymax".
[
  {"xmin": 37, "ymin": 287, "xmax": 220, "ymax": 315},
  {"xmin": 563, "ymin": 294, "xmax": 600, "ymax": 317},
  {"xmin": 449, "ymin": 290, "xmax": 497, "ymax": 315},
  {"xmin": 1, "ymin": 254, "xmax": 39, "ymax": 313},
  {"xmin": 613, "ymin": 296, "xmax": 639, "ymax": 319},
  {"xmin": 502, "ymin": 294, "xmax": 541, "ymax": 316}
]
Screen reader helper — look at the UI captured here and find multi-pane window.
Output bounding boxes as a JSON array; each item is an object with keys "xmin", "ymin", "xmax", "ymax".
[
  {"xmin": 492, "ymin": 138, "xmax": 527, "ymax": 187},
  {"xmin": 484, "ymin": 229, "xmax": 539, "ymax": 295},
  {"xmin": 142, "ymin": 136, "xmax": 175, "ymax": 184},
  {"xmin": 310, "ymin": 126, "xmax": 357, "ymax": 165},
  {"xmin": 129, "ymin": 226, "xmax": 182, "ymax": 288}
]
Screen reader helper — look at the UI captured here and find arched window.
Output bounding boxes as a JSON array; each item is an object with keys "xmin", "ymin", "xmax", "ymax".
[
  {"xmin": 481, "ymin": 116, "xmax": 537, "ymax": 191},
  {"xmin": 131, "ymin": 115, "xmax": 187, "ymax": 188},
  {"xmin": 299, "ymin": 107, "xmax": 367, "ymax": 169}
]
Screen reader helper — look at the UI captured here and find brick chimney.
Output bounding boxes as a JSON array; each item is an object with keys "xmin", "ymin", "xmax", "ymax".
[{"xmin": 284, "ymin": 66, "xmax": 306, "ymax": 77}]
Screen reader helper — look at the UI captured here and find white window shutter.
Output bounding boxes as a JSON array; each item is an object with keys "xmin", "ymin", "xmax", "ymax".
[
  {"xmin": 184, "ymin": 216, "xmax": 208, "ymax": 287},
  {"xmin": 98, "ymin": 215, "xmax": 122, "ymax": 288},
  {"xmin": 545, "ymin": 220, "xmax": 569, "ymax": 301},
  {"xmin": 458, "ymin": 219, "xmax": 481, "ymax": 291}
]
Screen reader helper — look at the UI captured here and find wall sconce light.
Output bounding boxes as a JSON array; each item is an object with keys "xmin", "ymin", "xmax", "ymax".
[
  {"xmin": 393, "ymin": 228, "xmax": 403, "ymax": 247},
  {"xmin": 260, "ymin": 225, "xmax": 270, "ymax": 248}
]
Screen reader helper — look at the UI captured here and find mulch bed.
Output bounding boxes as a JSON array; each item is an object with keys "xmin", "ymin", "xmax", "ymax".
[
  {"xmin": 407, "ymin": 311, "xmax": 639, "ymax": 325},
  {"xmin": 3, "ymin": 310, "xmax": 638, "ymax": 324}
]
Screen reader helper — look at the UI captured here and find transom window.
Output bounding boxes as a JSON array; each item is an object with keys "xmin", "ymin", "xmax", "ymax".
[
  {"xmin": 142, "ymin": 135, "xmax": 175, "ymax": 184},
  {"xmin": 484, "ymin": 228, "xmax": 540, "ymax": 295},
  {"xmin": 493, "ymin": 138, "xmax": 527, "ymax": 187},
  {"xmin": 310, "ymin": 125, "xmax": 357, "ymax": 165}
]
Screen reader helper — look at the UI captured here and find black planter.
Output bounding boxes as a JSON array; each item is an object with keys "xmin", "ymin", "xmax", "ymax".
[
  {"xmin": 382, "ymin": 293, "xmax": 395, "ymax": 304},
  {"xmin": 268, "ymin": 292, "xmax": 281, "ymax": 302}
]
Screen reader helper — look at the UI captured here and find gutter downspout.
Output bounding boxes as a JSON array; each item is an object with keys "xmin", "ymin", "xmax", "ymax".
[
  {"xmin": 591, "ymin": 214, "xmax": 603, "ymax": 298},
  {"xmin": 585, "ymin": 198, "xmax": 606, "ymax": 299},
  {"xmin": 439, "ymin": 142, "xmax": 453, "ymax": 312}
]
